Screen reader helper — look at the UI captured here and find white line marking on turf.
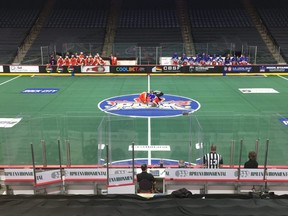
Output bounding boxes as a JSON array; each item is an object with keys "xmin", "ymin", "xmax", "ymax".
[
  {"xmin": 147, "ymin": 74, "xmax": 151, "ymax": 165},
  {"xmin": 0, "ymin": 75, "xmax": 21, "ymax": 86},
  {"xmin": 278, "ymin": 75, "xmax": 288, "ymax": 81}
]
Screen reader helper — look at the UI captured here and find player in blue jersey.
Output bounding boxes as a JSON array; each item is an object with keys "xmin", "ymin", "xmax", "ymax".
[{"xmin": 171, "ymin": 52, "xmax": 179, "ymax": 65}]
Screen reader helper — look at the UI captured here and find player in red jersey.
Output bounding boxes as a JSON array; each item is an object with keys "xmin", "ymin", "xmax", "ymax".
[{"xmin": 57, "ymin": 56, "xmax": 64, "ymax": 67}]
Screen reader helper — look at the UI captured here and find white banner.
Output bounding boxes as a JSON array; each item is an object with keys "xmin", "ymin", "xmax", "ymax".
[
  {"xmin": 128, "ymin": 145, "xmax": 171, "ymax": 151},
  {"xmin": 148, "ymin": 168, "xmax": 166, "ymax": 177},
  {"xmin": 166, "ymin": 168, "xmax": 288, "ymax": 181},
  {"xmin": 81, "ymin": 66, "xmax": 110, "ymax": 73},
  {"xmin": 108, "ymin": 168, "xmax": 133, "ymax": 186},
  {"xmin": 116, "ymin": 60, "xmax": 137, "ymax": 65},
  {"xmin": 238, "ymin": 169, "xmax": 265, "ymax": 180},
  {"xmin": 4, "ymin": 168, "xmax": 34, "ymax": 181},
  {"xmin": 4, "ymin": 168, "xmax": 288, "ymax": 184},
  {"xmin": 239, "ymin": 88, "xmax": 279, "ymax": 93},
  {"xmin": 134, "ymin": 168, "xmax": 166, "ymax": 178},
  {"xmin": 239, "ymin": 169, "xmax": 288, "ymax": 181},
  {"xmin": 0, "ymin": 118, "xmax": 22, "ymax": 128},
  {"xmin": 109, "ymin": 168, "xmax": 133, "ymax": 175},
  {"xmin": 64, "ymin": 168, "xmax": 107, "ymax": 180},
  {"xmin": 165, "ymin": 168, "xmax": 238, "ymax": 180},
  {"xmin": 108, "ymin": 173, "xmax": 133, "ymax": 186},
  {"xmin": 160, "ymin": 57, "xmax": 173, "ymax": 65},
  {"xmin": 0, "ymin": 65, "xmax": 3, "ymax": 72},
  {"xmin": 267, "ymin": 169, "xmax": 288, "ymax": 181},
  {"xmin": 36, "ymin": 169, "xmax": 62, "ymax": 185},
  {"xmin": 9, "ymin": 65, "xmax": 39, "ymax": 73}
]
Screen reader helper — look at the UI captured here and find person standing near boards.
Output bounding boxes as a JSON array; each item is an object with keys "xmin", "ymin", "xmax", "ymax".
[
  {"xmin": 203, "ymin": 144, "xmax": 223, "ymax": 168},
  {"xmin": 244, "ymin": 151, "xmax": 258, "ymax": 168}
]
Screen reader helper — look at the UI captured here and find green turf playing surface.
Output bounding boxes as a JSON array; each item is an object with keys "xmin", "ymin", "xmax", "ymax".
[{"xmin": 0, "ymin": 74, "xmax": 288, "ymax": 166}]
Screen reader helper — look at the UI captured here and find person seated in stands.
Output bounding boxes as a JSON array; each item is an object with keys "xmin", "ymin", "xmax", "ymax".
[
  {"xmin": 49, "ymin": 55, "xmax": 56, "ymax": 66},
  {"xmin": 217, "ymin": 55, "xmax": 224, "ymax": 66},
  {"xmin": 178, "ymin": 160, "xmax": 187, "ymax": 168},
  {"xmin": 244, "ymin": 55, "xmax": 249, "ymax": 65},
  {"xmin": 79, "ymin": 55, "xmax": 85, "ymax": 66},
  {"xmin": 194, "ymin": 53, "xmax": 202, "ymax": 66},
  {"xmin": 180, "ymin": 53, "xmax": 189, "ymax": 66},
  {"xmin": 79, "ymin": 52, "xmax": 84, "ymax": 59},
  {"xmin": 110, "ymin": 53, "xmax": 117, "ymax": 65},
  {"xmin": 137, "ymin": 164, "xmax": 156, "ymax": 193},
  {"xmin": 244, "ymin": 151, "xmax": 258, "ymax": 168},
  {"xmin": 199, "ymin": 53, "xmax": 207, "ymax": 65},
  {"xmin": 203, "ymin": 53, "xmax": 211, "ymax": 65},
  {"xmin": 171, "ymin": 52, "xmax": 179, "ymax": 65},
  {"xmin": 94, "ymin": 53, "xmax": 105, "ymax": 65},
  {"xmin": 64, "ymin": 56, "xmax": 71, "ymax": 66},
  {"xmin": 238, "ymin": 54, "xmax": 249, "ymax": 65},
  {"xmin": 188, "ymin": 56, "xmax": 195, "ymax": 66},
  {"xmin": 211, "ymin": 54, "xmax": 217, "ymax": 66},
  {"xmin": 70, "ymin": 55, "xmax": 77, "ymax": 66},
  {"xmin": 57, "ymin": 56, "xmax": 64, "ymax": 67},
  {"xmin": 88, "ymin": 55, "xmax": 94, "ymax": 66},
  {"xmin": 224, "ymin": 54, "xmax": 232, "ymax": 65},
  {"xmin": 231, "ymin": 55, "xmax": 238, "ymax": 65},
  {"xmin": 83, "ymin": 56, "xmax": 88, "ymax": 66}
]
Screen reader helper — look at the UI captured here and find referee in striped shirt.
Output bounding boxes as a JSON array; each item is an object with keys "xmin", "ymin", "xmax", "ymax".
[{"xmin": 203, "ymin": 144, "xmax": 223, "ymax": 168}]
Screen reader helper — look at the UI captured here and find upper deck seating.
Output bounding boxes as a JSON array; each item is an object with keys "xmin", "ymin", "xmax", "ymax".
[
  {"xmin": 252, "ymin": 0, "xmax": 288, "ymax": 62},
  {"xmin": 23, "ymin": 0, "xmax": 109, "ymax": 64},
  {"xmin": 114, "ymin": 0, "xmax": 182, "ymax": 63},
  {"xmin": 0, "ymin": 0, "xmax": 44, "ymax": 64},
  {"xmin": 188, "ymin": 0, "xmax": 275, "ymax": 64}
]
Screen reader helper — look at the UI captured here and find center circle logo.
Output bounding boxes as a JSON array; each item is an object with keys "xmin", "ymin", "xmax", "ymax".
[{"xmin": 98, "ymin": 94, "xmax": 201, "ymax": 118}]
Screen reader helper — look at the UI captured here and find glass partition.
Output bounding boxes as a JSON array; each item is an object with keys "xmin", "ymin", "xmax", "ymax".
[
  {"xmin": 62, "ymin": 43, "xmax": 104, "ymax": 57},
  {"xmin": 0, "ymin": 112, "xmax": 287, "ymax": 167},
  {"xmin": 34, "ymin": 42, "xmax": 270, "ymax": 65}
]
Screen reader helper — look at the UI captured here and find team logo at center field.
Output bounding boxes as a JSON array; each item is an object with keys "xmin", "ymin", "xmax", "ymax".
[{"xmin": 98, "ymin": 94, "xmax": 201, "ymax": 117}]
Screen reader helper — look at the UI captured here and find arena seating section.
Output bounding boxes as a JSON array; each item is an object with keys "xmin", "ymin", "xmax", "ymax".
[
  {"xmin": 252, "ymin": 0, "xmax": 288, "ymax": 62},
  {"xmin": 22, "ymin": 0, "xmax": 109, "ymax": 64},
  {"xmin": 0, "ymin": 0, "xmax": 45, "ymax": 64},
  {"xmin": 0, "ymin": 0, "xmax": 287, "ymax": 64},
  {"xmin": 114, "ymin": 0, "xmax": 182, "ymax": 63},
  {"xmin": 188, "ymin": 0, "xmax": 275, "ymax": 64}
]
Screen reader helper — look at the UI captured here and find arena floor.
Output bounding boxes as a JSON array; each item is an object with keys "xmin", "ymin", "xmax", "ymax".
[{"xmin": 0, "ymin": 74, "xmax": 288, "ymax": 167}]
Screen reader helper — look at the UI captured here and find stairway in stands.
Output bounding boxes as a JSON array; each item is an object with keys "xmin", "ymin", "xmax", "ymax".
[
  {"xmin": 242, "ymin": 0, "xmax": 286, "ymax": 64},
  {"xmin": 101, "ymin": 0, "xmax": 122, "ymax": 57},
  {"xmin": 12, "ymin": 0, "xmax": 56, "ymax": 65},
  {"xmin": 175, "ymin": 0, "xmax": 195, "ymax": 57}
]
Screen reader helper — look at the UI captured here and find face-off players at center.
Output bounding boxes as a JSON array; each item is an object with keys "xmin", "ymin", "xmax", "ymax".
[{"xmin": 137, "ymin": 90, "xmax": 164, "ymax": 107}]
